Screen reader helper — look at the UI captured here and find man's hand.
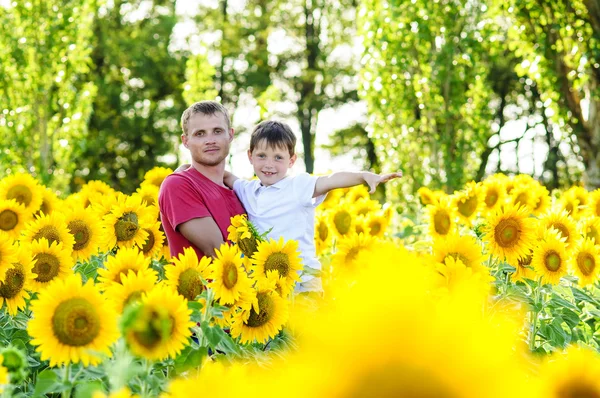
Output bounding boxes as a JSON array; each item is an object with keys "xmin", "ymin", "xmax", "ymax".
[
  {"xmin": 174, "ymin": 163, "xmax": 191, "ymax": 173},
  {"xmin": 364, "ymin": 171, "xmax": 403, "ymax": 194}
]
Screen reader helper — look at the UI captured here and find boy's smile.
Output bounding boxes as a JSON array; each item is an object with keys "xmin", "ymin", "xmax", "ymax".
[{"xmin": 248, "ymin": 140, "xmax": 297, "ymax": 186}]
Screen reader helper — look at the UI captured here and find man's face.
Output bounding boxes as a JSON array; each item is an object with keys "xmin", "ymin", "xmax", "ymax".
[{"xmin": 182, "ymin": 112, "xmax": 234, "ymax": 167}]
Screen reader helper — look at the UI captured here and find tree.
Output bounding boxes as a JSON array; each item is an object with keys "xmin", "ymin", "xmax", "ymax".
[{"xmin": 0, "ymin": 0, "xmax": 96, "ymax": 192}]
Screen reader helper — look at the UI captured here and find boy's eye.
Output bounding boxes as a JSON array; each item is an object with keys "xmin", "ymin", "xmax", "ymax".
[
  {"xmin": 258, "ymin": 154, "xmax": 266, "ymax": 159},
  {"xmin": 275, "ymin": 156, "xmax": 283, "ymax": 160}
]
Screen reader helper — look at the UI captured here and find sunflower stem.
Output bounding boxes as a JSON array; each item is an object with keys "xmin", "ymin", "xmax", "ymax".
[
  {"xmin": 528, "ymin": 278, "xmax": 543, "ymax": 352},
  {"xmin": 62, "ymin": 363, "xmax": 71, "ymax": 398}
]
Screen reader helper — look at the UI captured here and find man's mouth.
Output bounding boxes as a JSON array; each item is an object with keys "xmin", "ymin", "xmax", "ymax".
[{"xmin": 204, "ymin": 147, "xmax": 219, "ymax": 153}]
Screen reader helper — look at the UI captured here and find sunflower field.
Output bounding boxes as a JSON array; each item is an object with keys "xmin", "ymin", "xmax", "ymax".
[{"xmin": 1, "ymin": 168, "xmax": 600, "ymax": 397}]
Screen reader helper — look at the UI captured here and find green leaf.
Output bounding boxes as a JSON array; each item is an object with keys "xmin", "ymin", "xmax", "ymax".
[
  {"xmin": 33, "ymin": 369, "xmax": 63, "ymax": 397},
  {"xmin": 174, "ymin": 346, "xmax": 208, "ymax": 375},
  {"xmin": 571, "ymin": 287, "xmax": 599, "ymax": 305},
  {"xmin": 74, "ymin": 381, "xmax": 104, "ymax": 398},
  {"xmin": 560, "ymin": 308, "xmax": 581, "ymax": 329},
  {"xmin": 550, "ymin": 293, "xmax": 579, "ymax": 312},
  {"xmin": 200, "ymin": 321, "xmax": 224, "ymax": 348}
]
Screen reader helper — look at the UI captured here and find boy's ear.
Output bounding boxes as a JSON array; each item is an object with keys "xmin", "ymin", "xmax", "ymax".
[
  {"xmin": 289, "ymin": 153, "xmax": 297, "ymax": 167},
  {"xmin": 247, "ymin": 149, "xmax": 253, "ymax": 164}
]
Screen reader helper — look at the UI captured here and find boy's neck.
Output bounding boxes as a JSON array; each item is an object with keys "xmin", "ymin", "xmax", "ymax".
[{"xmin": 192, "ymin": 161, "xmax": 227, "ymax": 186}]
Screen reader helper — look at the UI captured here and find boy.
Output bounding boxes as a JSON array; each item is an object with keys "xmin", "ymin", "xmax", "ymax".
[{"xmin": 224, "ymin": 120, "xmax": 402, "ymax": 293}]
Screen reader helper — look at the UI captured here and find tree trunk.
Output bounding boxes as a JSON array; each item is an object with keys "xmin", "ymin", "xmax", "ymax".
[{"xmin": 584, "ymin": 94, "xmax": 600, "ymax": 188}]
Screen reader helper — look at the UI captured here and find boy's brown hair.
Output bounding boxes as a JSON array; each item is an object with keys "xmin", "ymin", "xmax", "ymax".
[
  {"xmin": 249, "ymin": 120, "xmax": 296, "ymax": 156},
  {"xmin": 181, "ymin": 101, "xmax": 231, "ymax": 136}
]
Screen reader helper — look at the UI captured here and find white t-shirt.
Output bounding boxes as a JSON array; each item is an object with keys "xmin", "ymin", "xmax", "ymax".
[{"xmin": 233, "ymin": 173, "xmax": 325, "ymax": 292}]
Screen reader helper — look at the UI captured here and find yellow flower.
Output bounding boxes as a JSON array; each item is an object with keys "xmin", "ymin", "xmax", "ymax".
[
  {"xmin": 330, "ymin": 233, "xmax": 376, "ymax": 276},
  {"xmin": 0, "ymin": 199, "xmax": 30, "ymax": 240},
  {"xmin": 314, "ymin": 213, "xmax": 331, "ymax": 255},
  {"xmin": 539, "ymin": 345, "xmax": 600, "ymax": 398},
  {"xmin": 137, "ymin": 221, "xmax": 165, "ymax": 260},
  {"xmin": 481, "ymin": 176, "xmax": 506, "ymax": 215},
  {"xmin": 64, "ymin": 207, "xmax": 104, "ymax": 262},
  {"xmin": 328, "ymin": 206, "xmax": 355, "ymax": 238},
  {"xmin": 432, "ymin": 233, "xmax": 486, "ymax": 274},
  {"xmin": 209, "ymin": 243, "xmax": 253, "ymax": 305},
  {"xmin": 570, "ymin": 238, "xmax": 600, "ymax": 287},
  {"xmin": 93, "ymin": 387, "xmax": 139, "ymax": 398},
  {"xmin": 427, "ymin": 197, "xmax": 456, "ymax": 239},
  {"xmin": 537, "ymin": 209, "xmax": 578, "ymax": 249},
  {"xmin": 251, "ymin": 237, "xmax": 303, "ymax": 298},
  {"xmin": 101, "ymin": 194, "xmax": 154, "ymax": 250},
  {"xmin": 365, "ymin": 212, "xmax": 389, "ymax": 238},
  {"xmin": 0, "ymin": 237, "xmax": 19, "ymax": 282},
  {"xmin": 346, "ymin": 185, "xmax": 370, "ymax": 202},
  {"xmin": 28, "ymin": 274, "xmax": 119, "ymax": 367},
  {"xmin": 135, "ymin": 183, "xmax": 160, "ymax": 208},
  {"xmin": 165, "ymin": 247, "xmax": 210, "ymax": 301},
  {"xmin": 142, "ymin": 167, "xmax": 173, "ymax": 189},
  {"xmin": 482, "ymin": 204, "xmax": 536, "ymax": 266},
  {"xmin": 37, "ymin": 187, "xmax": 60, "ymax": 216},
  {"xmin": 29, "ymin": 238, "xmax": 73, "ymax": 291},
  {"xmin": 124, "ymin": 284, "xmax": 194, "ymax": 361},
  {"xmin": 589, "ymin": 188, "xmax": 600, "ymax": 218},
  {"xmin": 532, "ymin": 229, "xmax": 568, "ymax": 285},
  {"xmin": 510, "ymin": 185, "xmax": 536, "ymax": 212},
  {"xmin": 354, "ymin": 197, "xmax": 380, "ymax": 217},
  {"xmin": 435, "ymin": 256, "xmax": 493, "ymax": 299},
  {"xmin": 353, "ymin": 215, "xmax": 369, "ymax": 236},
  {"xmin": 230, "ymin": 275, "xmax": 289, "ymax": 344},
  {"xmin": 531, "ymin": 185, "xmax": 551, "ymax": 216},
  {"xmin": 0, "ymin": 246, "xmax": 35, "ymax": 315},
  {"xmin": 21, "ymin": 212, "xmax": 75, "ymax": 253},
  {"xmin": 104, "ymin": 270, "xmax": 157, "ymax": 313},
  {"xmin": 0, "ymin": 355, "xmax": 8, "ymax": 391},
  {"xmin": 453, "ymin": 181, "xmax": 483, "ymax": 225},
  {"xmin": 77, "ymin": 181, "xmax": 115, "ymax": 209},
  {"xmin": 579, "ymin": 216, "xmax": 600, "ymax": 244},
  {"xmin": 417, "ymin": 186, "xmax": 439, "ymax": 206},
  {"xmin": 227, "ymin": 214, "xmax": 259, "ymax": 259},
  {"xmin": 90, "ymin": 191, "xmax": 120, "ymax": 219},
  {"xmin": 511, "ymin": 249, "xmax": 536, "ymax": 283},
  {"xmin": 97, "ymin": 247, "xmax": 155, "ymax": 291},
  {"xmin": 0, "ymin": 173, "xmax": 43, "ymax": 214}
]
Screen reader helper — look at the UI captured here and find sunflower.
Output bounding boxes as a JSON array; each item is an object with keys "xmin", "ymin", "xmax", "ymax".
[
  {"xmin": 64, "ymin": 207, "xmax": 103, "ymax": 262},
  {"xmin": 482, "ymin": 204, "xmax": 536, "ymax": 266},
  {"xmin": 579, "ymin": 217, "xmax": 600, "ymax": 244},
  {"xmin": 453, "ymin": 182, "xmax": 483, "ymax": 226},
  {"xmin": 164, "ymin": 247, "xmax": 211, "ymax": 301},
  {"xmin": 365, "ymin": 212, "xmax": 389, "ymax": 238},
  {"xmin": 0, "ymin": 247, "xmax": 35, "ymax": 316},
  {"xmin": 227, "ymin": 214, "xmax": 260, "ymax": 259},
  {"xmin": 0, "ymin": 199, "xmax": 30, "ymax": 240},
  {"xmin": 78, "ymin": 181, "xmax": 115, "ymax": 208},
  {"xmin": 511, "ymin": 249, "xmax": 536, "ymax": 283},
  {"xmin": 354, "ymin": 215, "xmax": 369, "ymax": 236},
  {"xmin": 28, "ymin": 274, "xmax": 119, "ymax": 367},
  {"xmin": 230, "ymin": 274, "xmax": 289, "ymax": 344},
  {"xmin": 481, "ymin": 177, "xmax": 506, "ymax": 215},
  {"xmin": 37, "ymin": 187, "xmax": 60, "ymax": 216},
  {"xmin": 531, "ymin": 185, "xmax": 551, "ymax": 216},
  {"xmin": 569, "ymin": 238, "xmax": 600, "ymax": 286},
  {"xmin": 0, "ymin": 173, "xmax": 43, "ymax": 214},
  {"xmin": 531, "ymin": 229, "xmax": 568, "ymax": 285},
  {"xmin": 432, "ymin": 233, "xmax": 486, "ymax": 274},
  {"xmin": 0, "ymin": 356, "xmax": 7, "ymax": 391},
  {"xmin": 0, "ymin": 237, "xmax": 19, "ymax": 282},
  {"xmin": 537, "ymin": 209, "xmax": 578, "ymax": 249},
  {"xmin": 209, "ymin": 243, "xmax": 253, "ymax": 305},
  {"xmin": 29, "ymin": 238, "xmax": 73, "ymax": 291},
  {"xmin": 97, "ymin": 247, "xmax": 155, "ymax": 291},
  {"xmin": 251, "ymin": 237, "xmax": 303, "ymax": 297},
  {"xmin": 346, "ymin": 185, "xmax": 370, "ymax": 203},
  {"xmin": 101, "ymin": 194, "xmax": 154, "ymax": 250},
  {"xmin": 330, "ymin": 233, "xmax": 376, "ymax": 276},
  {"xmin": 137, "ymin": 221, "xmax": 165, "ymax": 260},
  {"xmin": 104, "ymin": 270, "xmax": 157, "ymax": 313},
  {"xmin": 328, "ymin": 206, "xmax": 355, "ymax": 238},
  {"xmin": 557, "ymin": 188, "xmax": 585, "ymax": 220},
  {"xmin": 427, "ymin": 197, "xmax": 456, "ymax": 239},
  {"xmin": 135, "ymin": 184, "xmax": 160, "ymax": 207},
  {"xmin": 314, "ymin": 213, "xmax": 331, "ymax": 255},
  {"xmin": 589, "ymin": 189, "xmax": 600, "ymax": 218},
  {"xmin": 90, "ymin": 192, "xmax": 120, "ymax": 220},
  {"xmin": 510, "ymin": 185, "xmax": 536, "ymax": 213},
  {"xmin": 21, "ymin": 212, "xmax": 75, "ymax": 253},
  {"xmin": 124, "ymin": 284, "xmax": 194, "ymax": 361},
  {"xmin": 435, "ymin": 256, "xmax": 493, "ymax": 299},
  {"xmin": 539, "ymin": 345, "xmax": 600, "ymax": 398},
  {"xmin": 142, "ymin": 167, "xmax": 173, "ymax": 189},
  {"xmin": 417, "ymin": 187, "xmax": 438, "ymax": 206},
  {"xmin": 354, "ymin": 198, "xmax": 380, "ymax": 217}
]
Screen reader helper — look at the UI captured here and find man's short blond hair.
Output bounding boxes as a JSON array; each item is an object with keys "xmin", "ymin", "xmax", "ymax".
[{"xmin": 181, "ymin": 101, "xmax": 231, "ymax": 135}]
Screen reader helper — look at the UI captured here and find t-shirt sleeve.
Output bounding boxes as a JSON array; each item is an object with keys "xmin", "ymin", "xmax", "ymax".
[
  {"xmin": 159, "ymin": 175, "xmax": 211, "ymax": 231},
  {"xmin": 291, "ymin": 173, "xmax": 327, "ymax": 208}
]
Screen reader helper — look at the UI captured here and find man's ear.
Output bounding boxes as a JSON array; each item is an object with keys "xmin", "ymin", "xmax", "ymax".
[
  {"xmin": 181, "ymin": 134, "xmax": 189, "ymax": 148},
  {"xmin": 289, "ymin": 153, "xmax": 297, "ymax": 167},
  {"xmin": 228, "ymin": 128, "xmax": 235, "ymax": 143}
]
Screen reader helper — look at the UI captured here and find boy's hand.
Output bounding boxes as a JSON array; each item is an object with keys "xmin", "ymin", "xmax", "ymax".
[
  {"xmin": 174, "ymin": 163, "xmax": 191, "ymax": 173},
  {"xmin": 364, "ymin": 171, "xmax": 402, "ymax": 194}
]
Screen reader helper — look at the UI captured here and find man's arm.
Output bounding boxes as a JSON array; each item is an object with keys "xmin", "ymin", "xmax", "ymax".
[
  {"xmin": 313, "ymin": 171, "xmax": 402, "ymax": 197},
  {"xmin": 178, "ymin": 217, "xmax": 224, "ymax": 258},
  {"xmin": 223, "ymin": 170, "xmax": 239, "ymax": 189}
]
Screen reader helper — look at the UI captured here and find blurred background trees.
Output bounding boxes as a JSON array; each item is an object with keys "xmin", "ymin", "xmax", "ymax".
[{"xmin": 1, "ymin": 0, "xmax": 599, "ymax": 195}]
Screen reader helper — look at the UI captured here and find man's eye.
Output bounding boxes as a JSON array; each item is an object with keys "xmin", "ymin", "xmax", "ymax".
[{"xmin": 215, "ymin": 130, "xmax": 222, "ymax": 134}]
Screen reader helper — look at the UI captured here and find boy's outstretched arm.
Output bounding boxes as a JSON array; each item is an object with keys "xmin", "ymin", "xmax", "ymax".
[
  {"xmin": 313, "ymin": 171, "xmax": 402, "ymax": 198},
  {"xmin": 223, "ymin": 170, "xmax": 239, "ymax": 189}
]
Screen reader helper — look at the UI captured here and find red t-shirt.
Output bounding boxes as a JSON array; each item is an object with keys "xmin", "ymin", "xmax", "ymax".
[{"xmin": 158, "ymin": 167, "xmax": 246, "ymax": 259}]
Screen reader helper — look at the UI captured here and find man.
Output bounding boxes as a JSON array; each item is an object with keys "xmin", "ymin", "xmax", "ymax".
[{"xmin": 158, "ymin": 101, "xmax": 246, "ymax": 259}]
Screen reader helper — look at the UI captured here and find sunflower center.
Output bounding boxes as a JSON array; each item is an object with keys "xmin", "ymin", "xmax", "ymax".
[
  {"xmin": 33, "ymin": 226, "xmax": 61, "ymax": 245},
  {"xmin": 178, "ymin": 268, "xmax": 203, "ymax": 301},
  {"xmin": 33, "ymin": 253, "xmax": 60, "ymax": 283},
  {"xmin": 0, "ymin": 265, "xmax": 25, "ymax": 299},
  {"xmin": 52, "ymin": 297, "xmax": 101, "ymax": 346},
  {"xmin": 433, "ymin": 210, "xmax": 451, "ymax": 235},
  {"xmin": 544, "ymin": 251, "xmax": 562, "ymax": 272},
  {"xmin": 518, "ymin": 254, "xmax": 533, "ymax": 268},
  {"xmin": 114, "ymin": 267, "xmax": 136, "ymax": 283},
  {"xmin": 596, "ymin": 201, "xmax": 600, "ymax": 217},
  {"xmin": 346, "ymin": 247, "xmax": 360, "ymax": 263},
  {"xmin": 222, "ymin": 261, "xmax": 238, "ymax": 289},
  {"xmin": 264, "ymin": 252, "xmax": 290, "ymax": 278},
  {"xmin": 556, "ymin": 382, "xmax": 600, "ymax": 398},
  {"xmin": 445, "ymin": 253, "xmax": 470, "ymax": 267},
  {"xmin": 1, "ymin": 350, "xmax": 24, "ymax": 372},
  {"xmin": 494, "ymin": 218, "xmax": 521, "ymax": 248},
  {"xmin": 115, "ymin": 212, "xmax": 139, "ymax": 242},
  {"xmin": 318, "ymin": 221, "xmax": 329, "ymax": 241},
  {"xmin": 238, "ymin": 237, "xmax": 258, "ymax": 258},
  {"xmin": 6, "ymin": 185, "xmax": 33, "ymax": 207},
  {"xmin": 369, "ymin": 220, "xmax": 382, "ymax": 235},
  {"xmin": 551, "ymin": 223, "xmax": 570, "ymax": 242},
  {"xmin": 68, "ymin": 220, "xmax": 90, "ymax": 251},
  {"xmin": 0, "ymin": 209, "xmax": 18, "ymax": 231},
  {"xmin": 485, "ymin": 190, "xmax": 498, "ymax": 208},
  {"xmin": 333, "ymin": 210, "xmax": 352, "ymax": 235},
  {"xmin": 143, "ymin": 195, "xmax": 155, "ymax": 206},
  {"xmin": 577, "ymin": 253, "xmax": 596, "ymax": 276},
  {"xmin": 132, "ymin": 308, "xmax": 174, "ymax": 349},
  {"xmin": 141, "ymin": 229, "xmax": 155, "ymax": 255},
  {"xmin": 39, "ymin": 199, "xmax": 51, "ymax": 216},
  {"xmin": 586, "ymin": 227, "xmax": 599, "ymax": 243},
  {"xmin": 458, "ymin": 196, "xmax": 478, "ymax": 218},
  {"xmin": 246, "ymin": 292, "xmax": 274, "ymax": 327}
]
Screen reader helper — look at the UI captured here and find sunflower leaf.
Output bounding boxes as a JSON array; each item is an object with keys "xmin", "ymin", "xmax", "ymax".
[{"xmin": 33, "ymin": 368, "xmax": 64, "ymax": 396}]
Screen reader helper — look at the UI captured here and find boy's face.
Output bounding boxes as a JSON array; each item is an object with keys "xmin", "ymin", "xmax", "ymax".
[{"xmin": 248, "ymin": 140, "xmax": 297, "ymax": 186}]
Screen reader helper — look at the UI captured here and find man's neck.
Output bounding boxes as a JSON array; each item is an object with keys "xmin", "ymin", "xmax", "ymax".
[{"xmin": 192, "ymin": 161, "xmax": 226, "ymax": 186}]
